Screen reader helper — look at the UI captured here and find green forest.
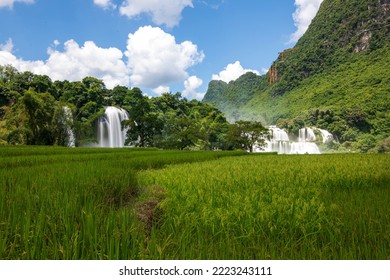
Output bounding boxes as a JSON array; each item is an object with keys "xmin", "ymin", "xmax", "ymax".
[
  {"xmin": 0, "ymin": 65, "xmax": 267, "ymax": 151},
  {"xmin": 203, "ymin": 0, "xmax": 390, "ymax": 153}
]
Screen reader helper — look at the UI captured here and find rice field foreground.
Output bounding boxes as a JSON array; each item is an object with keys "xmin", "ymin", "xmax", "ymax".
[{"xmin": 0, "ymin": 147, "xmax": 389, "ymax": 259}]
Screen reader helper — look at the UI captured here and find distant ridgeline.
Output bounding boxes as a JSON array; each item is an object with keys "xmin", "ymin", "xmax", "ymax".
[{"xmin": 203, "ymin": 0, "xmax": 390, "ymax": 153}]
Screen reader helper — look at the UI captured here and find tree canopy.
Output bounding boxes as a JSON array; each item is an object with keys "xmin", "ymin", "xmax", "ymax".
[{"xmin": 0, "ymin": 65, "xmax": 267, "ymax": 151}]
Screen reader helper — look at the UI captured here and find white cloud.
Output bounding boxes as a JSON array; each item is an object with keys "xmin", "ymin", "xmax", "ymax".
[
  {"xmin": 120, "ymin": 0, "xmax": 193, "ymax": 28},
  {"xmin": 93, "ymin": 0, "xmax": 116, "ymax": 10},
  {"xmin": 153, "ymin": 85, "xmax": 170, "ymax": 95},
  {"xmin": 46, "ymin": 40, "xmax": 129, "ymax": 89},
  {"xmin": 212, "ymin": 61, "xmax": 259, "ymax": 83},
  {"xmin": 183, "ymin": 75, "xmax": 204, "ymax": 100},
  {"xmin": 0, "ymin": 44, "xmax": 46, "ymax": 74},
  {"xmin": 289, "ymin": 0, "xmax": 324, "ymax": 43},
  {"xmin": 0, "ymin": 39, "xmax": 129, "ymax": 89},
  {"xmin": 125, "ymin": 25, "xmax": 204, "ymax": 89},
  {"xmin": 0, "ymin": 0, "xmax": 34, "ymax": 9},
  {"xmin": 0, "ymin": 27, "xmax": 204, "ymax": 92},
  {"xmin": 53, "ymin": 40, "xmax": 60, "ymax": 47},
  {"xmin": 0, "ymin": 38, "xmax": 14, "ymax": 52},
  {"xmin": 200, "ymin": 0, "xmax": 225, "ymax": 10}
]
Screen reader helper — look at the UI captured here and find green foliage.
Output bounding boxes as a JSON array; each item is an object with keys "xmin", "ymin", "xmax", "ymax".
[
  {"xmin": 0, "ymin": 66, "xmax": 232, "ymax": 149},
  {"xmin": 6, "ymin": 89, "xmax": 56, "ymax": 145},
  {"xmin": 124, "ymin": 92, "xmax": 163, "ymax": 148},
  {"xmin": 226, "ymin": 120, "xmax": 269, "ymax": 152},
  {"xmin": 1, "ymin": 147, "xmax": 388, "ymax": 259},
  {"xmin": 203, "ymin": 72, "xmax": 268, "ymax": 122},
  {"xmin": 0, "ymin": 147, "xmax": 245, "ymax": 259},
  {"xmin": 138, "ymin": 153, "xmax": 390, "ymax": 259},
  {"xmin": 203, "ymin": 0, "xmax": 390, "ymax": 153}
]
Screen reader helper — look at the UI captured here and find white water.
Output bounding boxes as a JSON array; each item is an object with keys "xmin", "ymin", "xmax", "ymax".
[
  {"xmin": 317, "ymin": 128, "xmax": 334, "ymax": 143},
  {"xmin": 290, "ymin": 142, "xmax": 320, "ymax": 154},
  {"xmin": 97, "ymin": 106, "xmax": 129, "ymax": 148},
  {"xmin": 63, "ymin": 106, "xmax": 75, "ymax": 147},
  {"xmin": 255, "ymin": 126, "xmax": 334, "ymax": 154}
]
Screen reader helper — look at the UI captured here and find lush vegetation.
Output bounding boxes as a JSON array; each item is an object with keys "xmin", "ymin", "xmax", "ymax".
[
  {"xmin": 138, "ymin": 153, "xmax": 389, "ymax": 259},
  {"xmin": 0, "ymin": 66, "xmax": 268, "ymax": 151},
  {"xmin": 203, "ymin": 72, "xmax": 268, "ymax": 120},
  {"xmin": 203, "ymin": 0, "xmax": 390, "ymax": 153},
  {"xmin": 1, "ymin": 147, "xmax": 389, "ymax": 259},
  {"xmin": 0, "ymin": 147, "xmax": 246, "ymax": 259}
]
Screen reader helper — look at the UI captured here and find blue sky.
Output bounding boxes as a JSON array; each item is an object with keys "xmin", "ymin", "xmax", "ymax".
[{"xmin": 0, "ymin": 0, "xmax": 323, "ymax": 99}]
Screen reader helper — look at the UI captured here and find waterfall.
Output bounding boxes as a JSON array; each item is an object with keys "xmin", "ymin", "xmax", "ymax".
[
  {"xmin": 97, "ymin": 106, "xmax": 129, "ymax": 148},
  {"xmin": 63, "ymin": 106, "xmax": 75, "ymax": 147},
  {"xmin": 256, "ymin": 126, "xmax": 334, "ymax": 154},
  {"xmin": 290, "ymin": 142, "xmax": 320, "ymax": 154},
  {"xmin": 261, "ymin": 126, "xmax": 291, "ymax": 153},
  {"xmin": 292, "ymin": 127, "xmax": 320, "ymax": 154},
  {"xmin": 317, "ymin": 128, "xmax": 334, "ymax": 143}
]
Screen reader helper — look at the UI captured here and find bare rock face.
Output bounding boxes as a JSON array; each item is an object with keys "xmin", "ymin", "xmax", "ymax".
[
  {"xmin": 353, "ymin": 0, "xmax": 389, "ymax": 53},
  {"xmin": 354, "ymin": 30, "xmax": 372, "ymax": 53}
]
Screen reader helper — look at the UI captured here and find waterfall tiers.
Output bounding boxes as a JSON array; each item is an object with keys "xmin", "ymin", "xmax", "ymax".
[
  {"xmin": 255, "ymin": 126, "xmax": 334, "ymax": 154},
  {"xmin": 97, "ymin": 106, "xmax": 129, "ymax": 148}
]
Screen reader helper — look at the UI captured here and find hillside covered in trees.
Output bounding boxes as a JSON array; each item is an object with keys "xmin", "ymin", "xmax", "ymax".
[
  {"xmin": 203, "ymin": 0, "xmax": 390, "ymax": 153},
  {"xmin": 0, "ymin": 65, "xmax": 268, "ymax": 151}
]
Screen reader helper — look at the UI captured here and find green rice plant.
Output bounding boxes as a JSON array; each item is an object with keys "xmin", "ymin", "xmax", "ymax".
[
  {"xmin": 1, "ymin": 147, "xmax": 388, "ymax": 259},
  {"xmin": 0, "ymin": 147, "xmax": 245, "ymax": 259},
  {"xmin": 138, "ymin": 154, "xmax": 390, "ymax": 259}
]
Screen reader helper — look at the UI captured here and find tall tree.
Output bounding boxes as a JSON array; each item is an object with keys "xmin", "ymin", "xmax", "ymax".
[
  {"xmin": 124, "ymin": 92, "xmax": 162, "ymax": 147},
  {"xmin": 227, "ymin": 121, "xmax": 269, "ymax": 152}
]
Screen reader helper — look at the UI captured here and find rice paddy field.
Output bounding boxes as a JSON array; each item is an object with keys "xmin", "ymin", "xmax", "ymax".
[{"xmin": 0, "ymin": 146, "xmax": 389, "ymax": 260}]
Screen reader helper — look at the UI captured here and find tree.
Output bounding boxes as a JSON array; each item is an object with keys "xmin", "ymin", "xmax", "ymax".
[
  {"xmin": 82, "ymin": 77, "xmax": 106, "ymax": 106},
  {"xmin": 22, "ymin": 90, "xmax": 58, "ymax": 145},
  {"xmin": 31, "ymin": 74, "xmax": 54, "ymax": 94},
  {"xmin": 378, "ymin": 136, "xmax": 390, "ymax": 153},
  {"xmin": 5, "ymin": 89, "xmax": 57, "ymax": 145},
  {"xmin": 110, "ymin": 85, "xmax": 129, "ymax": 106},
  {"xmin": 186, "ymin": 102, "xmax": 229, "ymax": 150},
  {"xmin": 124, "ymin": 93, "xmax": 162, "ymax": 147},
  {"xmin": 227, "ymin": 121, "xmax": 269, "ymax": 152}
]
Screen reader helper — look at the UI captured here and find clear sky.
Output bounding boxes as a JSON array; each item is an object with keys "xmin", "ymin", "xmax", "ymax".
[{"xmin": 0, "ymin": 0, "xmax": 323, "ymax": 100}]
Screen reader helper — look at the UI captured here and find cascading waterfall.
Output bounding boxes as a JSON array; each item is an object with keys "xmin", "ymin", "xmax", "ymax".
[
  {"xmin": 263, "ymin": 126, "xmax": 291, "ymax": 154},
  {"xmin": 317, "ymin": 128, "xmax": 334, "ymax": 143},
  {"xmin": 63, "ymin": 106, "xmax": 75, "ymax": 147},
  {"xmin": 256, "ymin": 126, "xmax": 334, "ymax": 154},
  {"xmin": 291, "ymin": 127, "xmax": 320, "ymax": 154},
  {"xmin": 97, "ymin": 106, "xmax": 129, "ymax": 148}
]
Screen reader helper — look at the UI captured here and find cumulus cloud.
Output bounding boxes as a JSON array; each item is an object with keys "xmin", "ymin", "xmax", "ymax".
[
  {"xmin": 45, "ymin": 40, "xmax": 129, "ymax": 88},
  {"xmin": 212, "ymin": 61, "xmax": 259, "ymax": 83},
  {"xmin": 0, "ymin": 0, "xmax": 34, "ymax": 8},
  {"xmin": 289, "ymin": 0, "xmax": 324, "ymax": 43},
  {"xmin": 0, "ymin": 39, "xmax": 129, "ymax": 89},
  {"xmin": 120, "ymin": 0, "xmax": 193, "ymax": 28},
  {"xmin": 125, "ymin": 25, "xmax": 204, "ymax": 89},
  {"xmin": 0, "ymin": 27, "xmax": 204, "ymax": 91},
  {"xmin": 93, "ymin": 0, "xmax": 116, "ymax": 10},
  {"xmin": 153, "ymin": 85, "xmax": 170, "ymax": 95},
  {"xmin": 183, "ymin": 75, "xmax": 204, "ymax": 100}
]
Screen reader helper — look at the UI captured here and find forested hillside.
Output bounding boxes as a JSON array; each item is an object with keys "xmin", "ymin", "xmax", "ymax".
[
  {"xmin": 0, "ymin": 66, "xmax": 269, "ymax": 151},
  {"xmin": 203, "ymin": 0, "xmax": 390, "ymax": 153}
]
